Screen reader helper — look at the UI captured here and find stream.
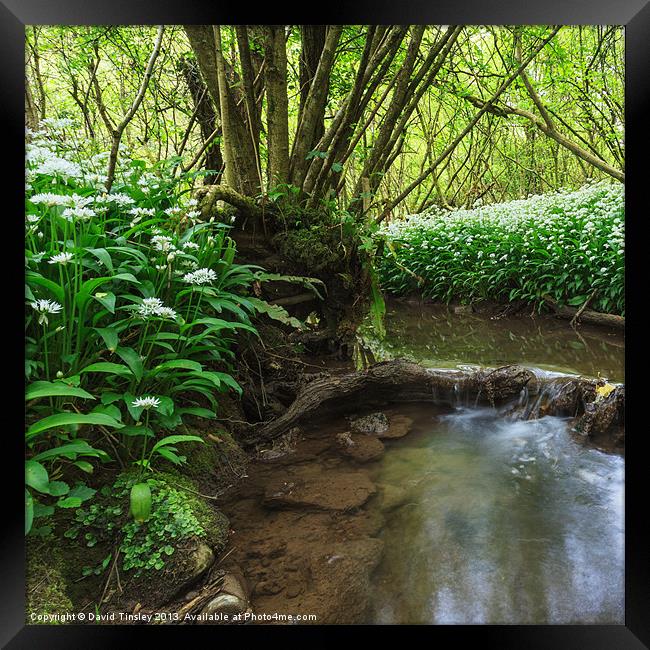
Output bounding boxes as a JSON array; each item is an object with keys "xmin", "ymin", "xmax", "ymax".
[
  {"xmin": 365, "ymin": 303, "xmax": 624, "ymax": 624},
  {"xmin": 219, "ymin": 302, "xmax": 624, "ymax": 625}
]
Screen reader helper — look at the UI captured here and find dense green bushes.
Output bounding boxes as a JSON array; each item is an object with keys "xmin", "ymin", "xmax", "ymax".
[
  {"xmin": 376, "ymin": 182, "xmax": 624, "ymax": 315},
  {"xmin": 25, "ymin": 122, "xmax": 259, "ymax": 535}
]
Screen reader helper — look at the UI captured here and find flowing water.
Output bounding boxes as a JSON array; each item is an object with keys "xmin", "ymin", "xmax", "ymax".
[{"xmin": 364, "ymin": 302, "xmax": 624, "ymax": 624}]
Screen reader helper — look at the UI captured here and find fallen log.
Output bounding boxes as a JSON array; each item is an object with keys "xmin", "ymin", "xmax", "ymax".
[
  {"xmin": 243, "ymin": 358, "xmax": 624, "ymax": 448},
  {"xmin": 543, "ymin": 296, "xmax": 624, "ymax": 330}
]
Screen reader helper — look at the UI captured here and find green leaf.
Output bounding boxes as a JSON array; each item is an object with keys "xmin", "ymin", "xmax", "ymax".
[
  {"xmin": 95, "ymin": 326, "xmax": 119, "ymax": 351},
  {"xmin": 32, "ymin": 441, "xmax": 109, "ymax": 462},
  {"xmin": 73, "ymin": 461, "xmax": 94, "ymax": 473},
  {"xmin": 25, "ymin": 490, "xmax": 34, "ymax": 534},
  {"xmin": 178, "ymin": 407, "xmax": 216, "ymax": 419},
  {"xmin": 27, "ymin": 413, "xmax": 124, "ymax": 439},
  {"xmin": 25, "ymin": 461, "xmax": 50, "ymax": 494},
  {"xmin": 26, "ymin": 272, "xmax": 65, "ymax": 303},
  {"xmin": 68, "ymin": 483, "xmax": 97, "ymax": 502},
  {"xmin": 151, "ymin": 434, "xmax": 204, "ymax": 453},
  {"xmin": 156, "ymin": 396, "xmax": 175, "ymax": 417},
  {"xmin": 86, "ymin": 247, "xmax": 114, "ymax": 273},
  {"xmin": 80, "ymin": 362, "xmax": 133, "ymax": 378},
  {"xmin": 57, "ymin": 497, "xmax": 83, "ymax": 509},
  {"xmin": 246, "ymin": 298, "xmax": 304, "ymax": 330},
  {"xmin": 154, "ymin": 447, "xmax": 186, "ymax": 465},
  {"xmin": 115, "ymin": 346, "xmax": 143, "ymax": 382},
  {"xmin": 26, "ymin": 381, "xmax": 95, "ymax": 401},
  {"xmin": 149, "ymin": 359, "xmax": 203, "ymax": 374},
  {"xmin": 47, "ymin": 481, "xmax": 70, "ymax": 497}
]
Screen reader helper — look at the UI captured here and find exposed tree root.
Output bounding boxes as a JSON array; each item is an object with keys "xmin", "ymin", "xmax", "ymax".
[{"xmin": 242, "ymin": 358, "xmax": 624, "ymax": 450}]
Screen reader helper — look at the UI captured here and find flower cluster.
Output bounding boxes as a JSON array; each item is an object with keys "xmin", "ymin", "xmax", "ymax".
[
  {"xmin": 136, "ymin": 297, "xmax": 178, "ymax": 321},
  {"xmin": 378, "ymin": 182, "xmax": 624, "ymax": 315},
  {"xmin": 182, "ymin": 268, "xmax": 217, "ymax": 286}
]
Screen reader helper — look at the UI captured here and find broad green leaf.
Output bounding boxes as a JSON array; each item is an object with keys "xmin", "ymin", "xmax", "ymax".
[
  {"xmin": 57, "ymin": 497, "xmax": 83, "ymax": 509},
  {"xmin": 150, "ymin": 359, "xmax": 203, "ymax": 374},
  {"xmin": 115, "ymin": 346, "xmax": 143, "ymax": 381},
  {"xmin": 27, "ymin": 412, "xmax": 124, "ymax": 439},
  {"xmin": 151, "ymin": 434, "xmax": 204, "ymax": 452},
  {"xmin": 80, "ymin": 362, "xmax": 133, "ymax": 378},
  {"xmin": 26, "ymin": 381, "xmax": 95, "ymax": 401},
  {"xmin": 25, "ymin": 460, "xmax": 50, "ymax": 494},
  {"xmin": 32, "ymin": 441, "xmax": 109, "ymax": 462}
]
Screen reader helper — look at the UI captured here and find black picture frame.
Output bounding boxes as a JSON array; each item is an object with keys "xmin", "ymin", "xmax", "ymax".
[{"xmin": 5, "ymin": 1, "xmax": 648, "ymax": 646}]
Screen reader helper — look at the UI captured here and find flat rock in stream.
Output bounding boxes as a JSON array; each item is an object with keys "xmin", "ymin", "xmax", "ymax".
[
  {"xmin": 349, "ymin": 412, "xmax": 413, "ymax": 440},
  {"xmin": 376, "ymin": 414, "xmax": 413, "ymax": 440},
  {"xmin": 335, "ymin": 433, "xmax": 385, "ymax": 463},
  {"xmin": 263, "ymin": 467, "xmax": 376, "ymax": 511}
]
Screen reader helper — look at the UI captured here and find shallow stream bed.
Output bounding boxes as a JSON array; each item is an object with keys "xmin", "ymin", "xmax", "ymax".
[{"xmin": 217, "ymin": 303, "xmax": 624, "ymax": 624}]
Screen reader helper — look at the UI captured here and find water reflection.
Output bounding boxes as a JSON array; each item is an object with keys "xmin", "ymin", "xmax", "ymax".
[
  {"xmin": 362, "ymin": 301, "xmax": 624, "ymax": 382},
  {"xmin": 369, "ymin": 406, "xmax": 624, "ymax": 624}
]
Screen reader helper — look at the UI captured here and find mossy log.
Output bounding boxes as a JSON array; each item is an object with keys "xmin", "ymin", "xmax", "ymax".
[
  {"xmin": 244, "ymin": 358, "xmax": 624, "ymax": 448},
  {"xmin": 195, "ymin": 184, "xmax": 265, "ymax": 220}
]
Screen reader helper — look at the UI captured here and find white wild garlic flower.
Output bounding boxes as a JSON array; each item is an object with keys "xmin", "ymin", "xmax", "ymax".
[
  {"xmin": 131, "ymin": 396, "xmax": 160, "ymax": 410},
  {"xmin": 31, "ymin": 299, "xmax": 63, "ymax": 325},
  {"xmin": 48, "ymin": 252, "xmax": 74, "ymax": 265},
  {"xmin": 183, "ymin": 268, "xmax": 217, "ymax": 285}
]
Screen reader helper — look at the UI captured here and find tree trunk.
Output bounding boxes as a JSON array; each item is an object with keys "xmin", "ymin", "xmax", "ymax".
[
  {"xmin": 213, "ymin": 25, "xmax": 261, "ymax": 196},
  {"xmin": 25, "ymin": 74, "xmax": 39, "ymax": 131},
  {"xmin": 179, "ymin": 56, "xmax": 223, "ymax": 185},
  {"xmin": 298, "ymin": 26, "xmax": 328, "ymax": 150},
  {"xmin": 289, "ymin": 25, "xmax": 343, "ymax": 188},
  {"xmin": 263, "ymin": 26, "xmax": 290, "ymax": 187}
]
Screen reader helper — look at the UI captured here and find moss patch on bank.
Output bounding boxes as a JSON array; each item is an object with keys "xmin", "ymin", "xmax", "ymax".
[{"xmin": 26, "ymin": 540, "xmax": 74, "ymax": 624}]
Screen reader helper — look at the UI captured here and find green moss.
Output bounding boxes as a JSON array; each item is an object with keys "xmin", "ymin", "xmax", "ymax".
[
  {"xmin": 275, "ymin": 226, "xmax": 343, "ymax": 274},
  {"xmin": 26, "ymin": 541, "xmax": 74, "ymax": 625},
  {"xmin": 181, "ymin": 428, "xmax": 248, "ymax": 490}
]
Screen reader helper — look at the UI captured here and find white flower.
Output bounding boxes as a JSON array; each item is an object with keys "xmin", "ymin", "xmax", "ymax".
[
  {"xmin": 136, "ymin": 297, "xmax": 177, "ymax": 320},
  {"xmin": 48, "ymin": 252, "xmax": 74, "ymax": 265},
  {"xmin": 129, "ymin": 206, "xmax": 155, "ymax": 217},
  {"xmin": 151, "ymin": 235, "xmax": 174, "ymax": 252},
  {"xmin": 183, "ymin": 242, "xmax": 199, "ymax": 250},
  {"xmin": 131, "ymin": 396, "xmax": 160, "ymax": 410},
  {"xmin": 29, "ymin": 193, "xmax": 71, "ymax": 207},
  {"xmin": 137, "ymin": 297, "xmax": 164, "ymax": 318},
  {"xmin": 157, "ymin": 307, "xmax": 178, "ymax": 321},
  {"xmin": 31, "ymin": 298, "xmax": 63, "ymax": 325},
  {"xmin": 63, "ymin": 206, "xmax": 95, "ymax": 221},
  {"xmin": 41, "ymin": 117, "xmax": 75, "ymax": 130},
  {"xmin": 34, "ymin": 157, "xmax": 82, "ymax": 180},
  {"xmin": 183, "ymin": 268, "xmax": 217, "ymax": 285},
  {"xmin": 26, "ymin": 215, "xmax": 40, "ymax": 224}
]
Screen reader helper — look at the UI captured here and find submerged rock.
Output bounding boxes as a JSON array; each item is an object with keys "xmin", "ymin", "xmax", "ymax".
[
  {"xmin": 263, "ymin": 467, "xmax": 376, "ymax": 511},
  {"xmin": 336, "ymin": 432, "xmax": 385, "ymax": 463},
  {"xmin": 376, "ymin": 483, "xmax": 409, "ymax": 511},
  {"xmin": 376, "ymin": 414, "xmax": 413, "ymax": 440}
]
